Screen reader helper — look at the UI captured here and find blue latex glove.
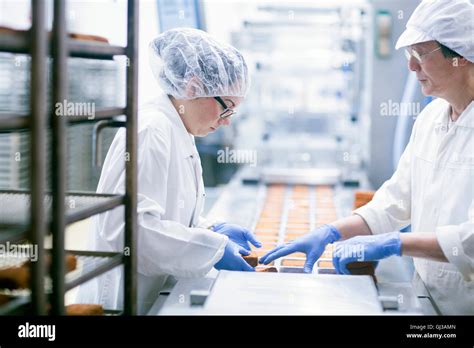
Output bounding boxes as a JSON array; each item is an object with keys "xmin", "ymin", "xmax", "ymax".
[
  {"xmin": 332, "ymin": 232, "xmax": 402, "ymax": 275},
  {"xmin": 214, "ymin": 239, "xmax": 255, "ymax": 272},
  {"xmin": 212, "ymin": 223, "xmax": 262, "ymax": 251},
  {"xmin": 259, "ymin": 225, "xmax": 341, "ymax": 273}
]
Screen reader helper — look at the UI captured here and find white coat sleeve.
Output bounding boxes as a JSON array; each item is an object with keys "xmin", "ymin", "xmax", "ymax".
[
  {"xmin": 436, "ymin": 201, "xmax": 474, "ymax": 281},
  {"xmin": 135, "ymin": 126, "xmax": 227, "ymax": 278},
  {"xmin": 196, "ymin": 215, "xmax": 226, "ymax": 230},
  {"xmin": 353, "ymin": 121, "xmax": 418, "ymax": 235},
  {"xmin": 196, "ymin": 216, "xmax": 216, "ymax": 229}
]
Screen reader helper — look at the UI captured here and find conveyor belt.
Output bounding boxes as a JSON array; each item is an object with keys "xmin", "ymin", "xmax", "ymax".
[{"xmin": 252, "ymin": 184, "xmax": 339, "ymax": 273}]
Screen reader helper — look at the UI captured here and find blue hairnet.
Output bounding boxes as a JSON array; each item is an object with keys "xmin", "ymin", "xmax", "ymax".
[{"xmin": 149, "ymin": 28, "xmax": 250, "ymax": 99}]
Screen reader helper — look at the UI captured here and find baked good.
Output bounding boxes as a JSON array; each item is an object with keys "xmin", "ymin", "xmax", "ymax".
[
  {"xmin": 0, "ymin": 26, "xmax": 109, "ymax": 44},
  {"xmin": 0, "ymin": 253, "xmax": 78, "ymax": 290},
  {"xmin": 353, "ymin": 191, "xmax": 375, "ymax": 209},
  {"xmin": 41, "ymin": 253, "xmax": 77, "ymax": 273},
  {"xmin": 257, "ymin": 267, "xmax": 278, "ymax": 272},
  {"xmin": 24, "ymin": 253, "xmax": 77, "ymax": 273},
  {"xmin": 0, "ymin": 266, "xmax": 30, "ymax": 289},
  {"xmin": 0, "ymin": 294, "xmax": 14, "ymax": 305},
  {"xmin": 242, "ymin": 252, "xmax": 258, "ymax": 267},
  {"xmin": 347, "ymin": 261, "xmax": 377, "ymax": 282},
  {"xmin": 317, "ymin": 260, "xmax": 334, "ymax": 268},
  {"xmin": 68, "ymin": 33, "xmax": 109, "ymax": 43},
  {"xmin": 66, "ymin": 304, "xmax": 104, "ymax": 316},
  {"xmin": 281, "ymin": 259, "xmax": 305, "ymax": 267}
]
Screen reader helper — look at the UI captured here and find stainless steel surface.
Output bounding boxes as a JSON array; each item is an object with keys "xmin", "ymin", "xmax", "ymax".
[
  {"xmin": 261, "ymin": 167, "xmax": 341, "ymax": 185},
  {"xmin": 154, "ymin": 276, "xmax": 215, "ymax": 315},
  {"xmin": 150, "ymin": 169, "xmax": 431, "ymax": 315},
  {"xmin": 377, "ymin": 283, "xmax": 422, "ymax": 314},
  {"xmin": 205, "ymin": 271, "xmax": 383, "ymax": 315},
  {"xmin": 190, "ymin": 290, "xmax": 210, "ymax": 306},
  {"xmin": 179, "ymin": 271, "xmax": 383, "ymax": 315}
]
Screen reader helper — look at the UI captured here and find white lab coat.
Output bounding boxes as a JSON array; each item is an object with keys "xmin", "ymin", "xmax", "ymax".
[
  {"xmin": 76, "ymin": 93, "xmax": 227, "ymax": 314},
  {"xmin": 355, "ymin": 98, "xmax": 474, "ymax": 315}
]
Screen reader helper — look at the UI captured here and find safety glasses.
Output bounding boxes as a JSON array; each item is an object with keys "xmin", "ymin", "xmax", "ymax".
[
  {"xmin": 214, "ymin": 97, "xmax": 236, "ymax": 119},
  {"xmin": 404, "ymin": 46, "xmax": 441, "ymax": 64}
]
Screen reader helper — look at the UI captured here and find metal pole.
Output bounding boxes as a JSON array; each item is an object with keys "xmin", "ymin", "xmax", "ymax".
[
  {"xmin": 124, "ymin": 0, "xmax": 138, "ymax": 315},
  {"xmin": 51, "ymin": 0, "xmax": 67, "ymax": 315},
  {"xmin": 29, "ymin": 0, "xmax": 47, "ymax": 315}
]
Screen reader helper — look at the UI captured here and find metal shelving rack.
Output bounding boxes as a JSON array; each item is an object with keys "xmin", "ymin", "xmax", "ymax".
[{"xmin": 0, "ymin": 0, "xmax": 138, "ymax": 315}]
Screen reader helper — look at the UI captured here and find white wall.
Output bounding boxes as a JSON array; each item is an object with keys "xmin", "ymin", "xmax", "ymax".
[
  {"xmin": 137, "ymin": 0, "xmax": 161, "ymax": 104},
  {"xmin": 0, "ymin": 0, "xmax": 31, "ymax": 29}
]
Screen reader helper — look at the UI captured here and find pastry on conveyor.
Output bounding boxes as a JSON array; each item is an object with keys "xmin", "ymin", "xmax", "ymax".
[
  {"xmin": 347, "ymin": 261, "xmax": 377, "ymax": 282},
  {"xmin": 66, "ymin": 304, "xmax": 104, "ymax": 316},
  {"xmin": 243, "ymin": 252, "xmax": 258, "ymax": 267},
  {"xmin": 347, "ymin": 261, "xmax": 376, "ymax": 273},
  {"xmin": 281, "ymin": 259, "xmax": 305, "ymax": 267},
  {"xmin": 353, "ymin": 191, "xmax": 375, "ymax": 209},
  {"xmin": 256, "ymin": 267, "xmax": 278, "ymax": 272}
]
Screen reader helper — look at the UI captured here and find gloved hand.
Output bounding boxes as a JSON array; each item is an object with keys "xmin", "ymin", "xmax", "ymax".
[
  {"xmin": 259, "ymin": 224, "xmax": 341, "ymax": 273},
  {"xmin": 212, "ymin": 222, "xmax": 262, "ymax": 251},
  {"xmin": 332, "ymin": 232, "xmax": 402, "ymax": 275},
  {"xmin": 214, "ymin": 239, "xmax": 255, "ymax": 272}
]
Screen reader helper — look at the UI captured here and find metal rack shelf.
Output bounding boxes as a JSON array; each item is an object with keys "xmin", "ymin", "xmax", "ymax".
[
  {"xmin": 0, "ymin": 108, "xmax": 127, "ymax": 133},
  {"xmin": 0, "ymin": 190, "xmax": 124, "ymax": 227},
  {"xmin": 0, "ymin": 225, "xmax": 28, "ymax": 245},
  {"xmin": 0, "ymin": 0, "xmax": 138, "ymax": 315},
  {"xmin": 0, "ymin": 114, "xmax": 30, "ymax": 131},
  {"xmin": 0, "ymin": 29, "xmax": 125, "ymax": 60},
  {"xmin": 67, "ymin": 107, "xmax": 127, "ymax": 124},
  {"xmin": 64, "ymin": 250, "xmax": 124, "ymax": 291},
  {"xmin": 0, "ymin": 296, "xmax": 123, "ymax": 316},
  {"xmin": 0, "ymin": 250, "xmax": 124, "ymax": 315},
  {"xmin": 0, "ymin": 295, "xmax": 31, "ymax": 316},
  {"xmin": 0, "ymin": 190, "xmax": 124, "ymax": 249}
]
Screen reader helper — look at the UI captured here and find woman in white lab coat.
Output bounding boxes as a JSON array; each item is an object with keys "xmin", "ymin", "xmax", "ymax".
[
  {"xmin": 260, "ymin": 0, "xmax": 474, "ymax": 314},
  {"xmin": 76, "ymin": 28, "xmax": 260, "ymax": 314}
]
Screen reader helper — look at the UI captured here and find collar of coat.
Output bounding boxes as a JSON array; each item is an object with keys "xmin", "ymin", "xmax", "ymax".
[
  {"xmin": 160, "ymin": 94, "xmax": 198, "ymax": 159},
  {"xmin": 433, "ymin": 99, "xmax": 473, "ymax": 129}
]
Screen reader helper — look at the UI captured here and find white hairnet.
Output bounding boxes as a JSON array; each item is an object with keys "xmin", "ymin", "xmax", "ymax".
[
  {"xmin": 395, "ymin": 0, "xmax": 474, "ymax": 62},
  {"xmin": 149, "ymin": 28, "xmax": 250, "ymax": 99}
]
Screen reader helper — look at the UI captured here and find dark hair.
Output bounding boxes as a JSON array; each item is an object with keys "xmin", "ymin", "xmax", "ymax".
[{"xmin": 437, "ymin": 42, "xmax": 462, "ymax": 59}]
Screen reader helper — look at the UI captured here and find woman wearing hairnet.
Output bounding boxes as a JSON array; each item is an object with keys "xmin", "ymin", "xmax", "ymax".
[
  {"xmin": 76, "ymin": 28, "xmax": 260, "ymax": 314},
  {"xmin": 261, "ymin": 0, "xmax": 474, "ymax": 315}
]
